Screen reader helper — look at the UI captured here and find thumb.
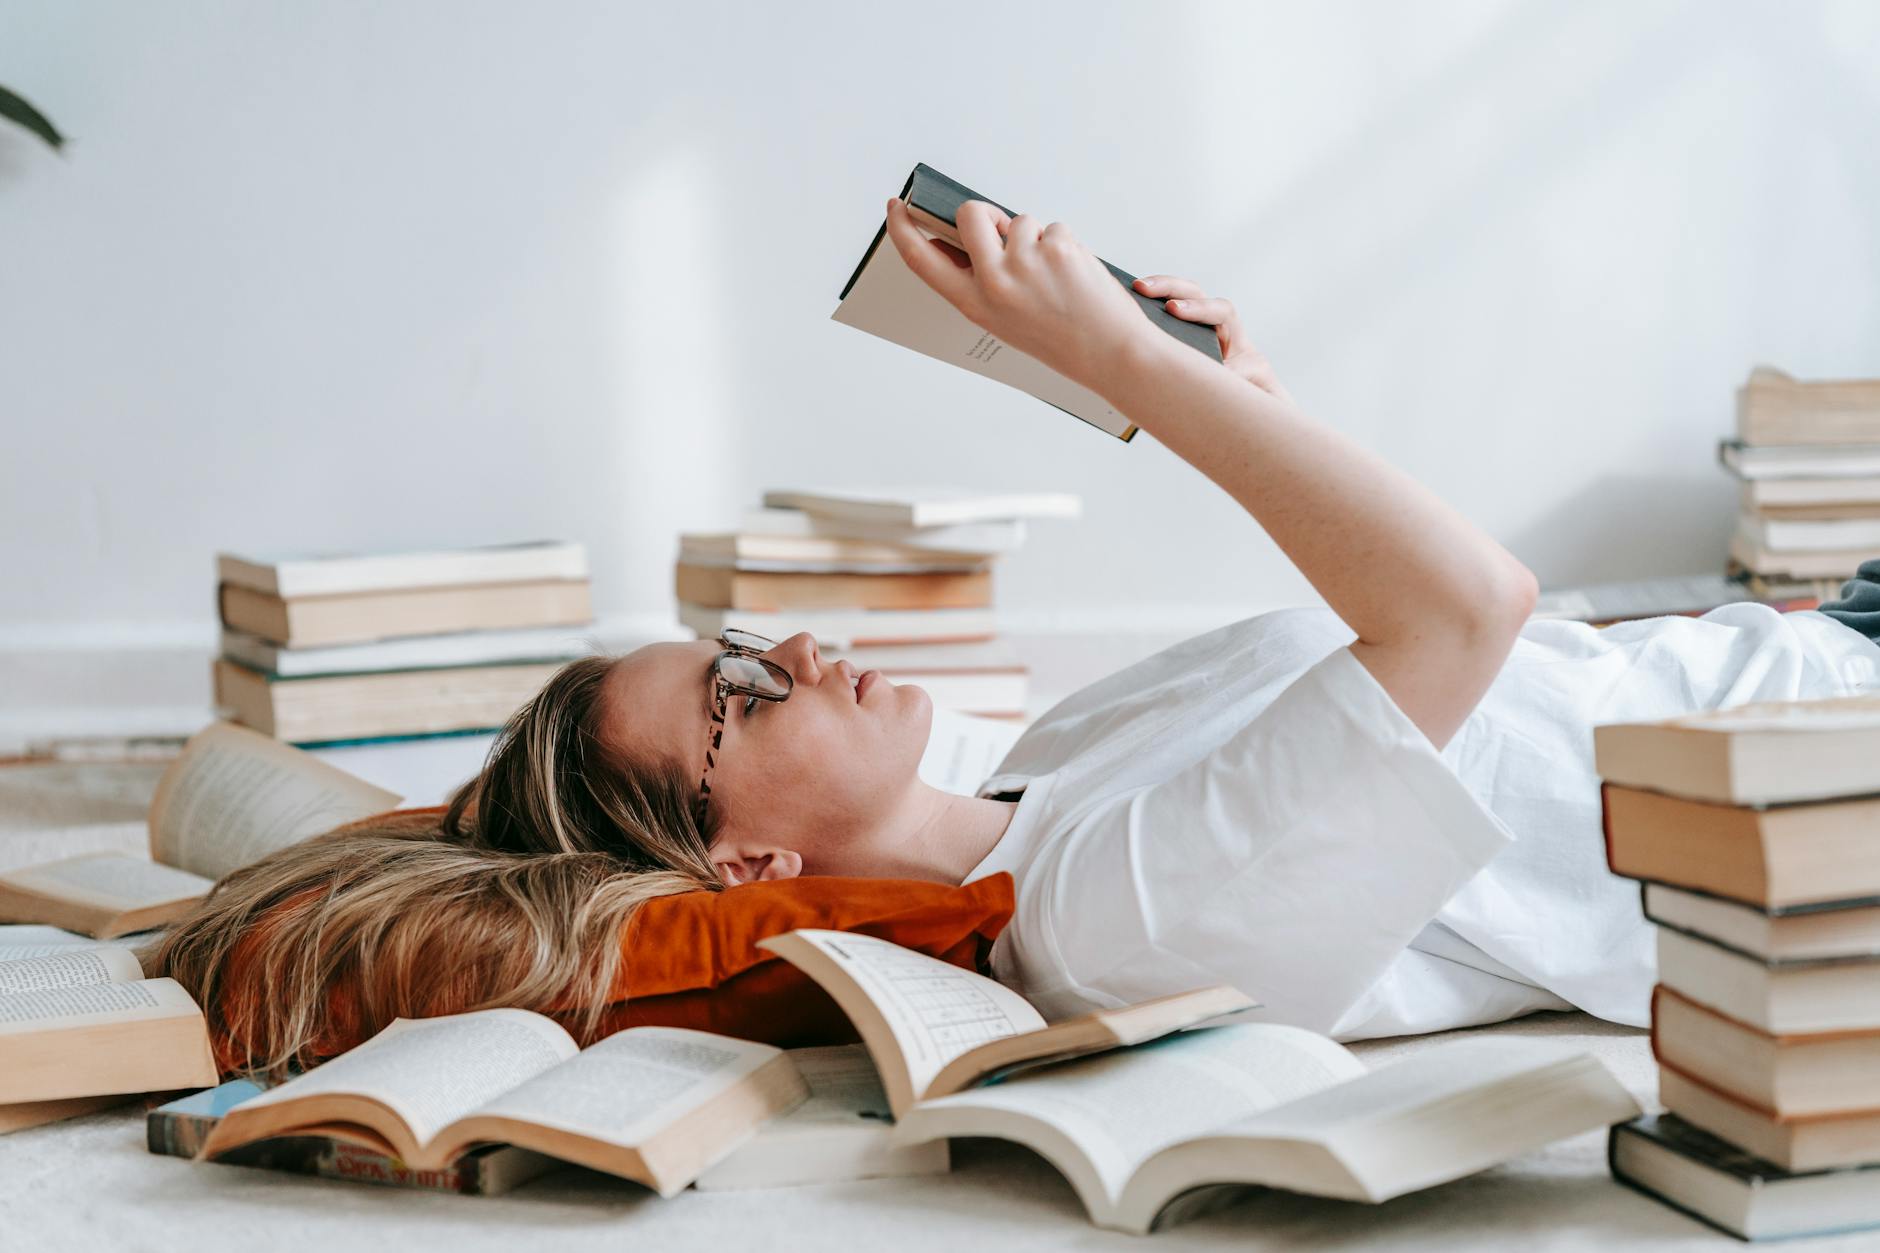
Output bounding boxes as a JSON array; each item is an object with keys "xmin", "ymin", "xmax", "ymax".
[{"xmin": 884, "ymin": 198, "xmax": 979, "ymax": 314}]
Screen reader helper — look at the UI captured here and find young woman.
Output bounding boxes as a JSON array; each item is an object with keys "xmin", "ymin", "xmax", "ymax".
[{"xmin": 153, "ymin": 198, "xmax": 1880, "ymax": 1071}]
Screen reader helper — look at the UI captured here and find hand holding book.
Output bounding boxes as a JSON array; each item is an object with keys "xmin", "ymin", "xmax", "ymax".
[
  {"xmin": 1132, "ymin": 274, "xmax": 1292, "ymax": 403},
  {"xmin": 883, "ymin": 197, "xmax": 1162, "ymax": 399}
]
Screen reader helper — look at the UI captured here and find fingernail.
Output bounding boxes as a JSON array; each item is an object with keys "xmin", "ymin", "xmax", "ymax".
[{"xmin": 1167, "ymin": 300, "xmax": 1182, "ymax": 310}]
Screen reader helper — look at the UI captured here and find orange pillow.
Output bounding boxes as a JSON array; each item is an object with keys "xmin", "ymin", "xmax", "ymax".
[
  {"xmin": 208, "ymin": 812, "xmax": 1015, "ymax": 1070},
  {"xmin": 554, "ymin": 873, "xmax": 1015, "ymax": 1047}
]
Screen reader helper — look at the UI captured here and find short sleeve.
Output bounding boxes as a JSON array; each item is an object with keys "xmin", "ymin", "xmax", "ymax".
[{"xmin": 1014, "ymin": 645, "xmax": 1515, "ymax": 1032}]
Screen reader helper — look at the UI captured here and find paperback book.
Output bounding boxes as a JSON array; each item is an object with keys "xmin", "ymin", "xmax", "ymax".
[{"xmin": 0, "ymin": 721, "xmax": 400, "ymax": 937}]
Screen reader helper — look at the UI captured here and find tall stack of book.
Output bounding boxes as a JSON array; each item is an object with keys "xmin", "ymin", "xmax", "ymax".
[
  {"xmin": 213, "ymin": 541, "xmax": 598, "ymax": 746},
  {"xmin": 1598, "ymin": 696, "xmax": 1880, "ymax": 1240},
  {"xmin": 675, "ymin": 488, "xmax": 1082, "ymax": 719},
  {"xmin": 1723, "ymin": 366, "xmax": 1880, "ymax": 602}
]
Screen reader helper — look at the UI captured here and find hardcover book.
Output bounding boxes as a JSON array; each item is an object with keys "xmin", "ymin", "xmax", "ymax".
[
  {"xmin": 833, "ymin": 164, "xmax": 1222, "ymax": 441},
  {"xmin": 1736, "ymin": 367, "xmax": 1880, "ymax": 447},
  {"xmin": 1611, "ymin": 1112, "xmax": 1880, "ymax": 1241},
  {"xmin": 216, "ymin": 541, "xmax": 589, "ymax": 599},
  {"xmin": 1594, "ymin": 695, "xmax": 1880, "ymax": 806},
  {"xmin": 148, "ymin": 1080, "xmax": 555, "ymax": 1195},
  {"xmin": 213, "ymin": 656, "xmax": 564, "ymax": 746}
]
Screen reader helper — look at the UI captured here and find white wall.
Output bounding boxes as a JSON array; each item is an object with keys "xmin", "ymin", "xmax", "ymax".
[{"xmin": 3, "ymin": 0, "xmax": 1878, "ymax": 668}]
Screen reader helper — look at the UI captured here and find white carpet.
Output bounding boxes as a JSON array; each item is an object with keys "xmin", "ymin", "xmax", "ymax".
[{"xmin": 0, "ymin": 761, "xmax": 1838, "ymax": 1250}]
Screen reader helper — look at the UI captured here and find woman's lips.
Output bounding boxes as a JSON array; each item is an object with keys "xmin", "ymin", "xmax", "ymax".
[{"xmin": 856, "ymin": 670, "xmax": 879, "ymax": 702}]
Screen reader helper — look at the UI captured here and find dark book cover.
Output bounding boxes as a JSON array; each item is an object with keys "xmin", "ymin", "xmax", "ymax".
[
  {"xmin": 839, "ymin": 163, "xmax": 1225, "ymax": 365},
  {"xmin": 1611, "ymin": 1113, "xmax": 1880, "ymax": 1242},
  {"xmin": 147, "ymin": 1080, "xmax": 555, "ymax": 1196}
]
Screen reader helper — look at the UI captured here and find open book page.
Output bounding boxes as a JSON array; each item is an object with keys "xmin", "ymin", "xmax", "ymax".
[
  {"xmin": 764, "ymin": 931, "xmax": 1046, "ymax": 1108},
  {"xmin": 0, "ymin": 947, "xmax": 143, "ymax": 993},
  {"xmin": 1200, "ymin": 1039, "xmax": 1640, "ymax": 1199},
  {"xmin": 230, "ymin": 1011, "xmax": 578, "ymax": 1149},
  {"xmin": 0, "ymin": 854, "xmax": 212, "ymax": 911},
  {"xmin": 899, "ymin": 1025, "xmax": 1363, "ymax": 1213},
  {"xmin": 148, "ymin": 722, "xmax": 402, "ymax": 880},
  {"xmin": 0, "ymin": 976, "xmax": 203, "ymax": 1035},
  {"xmin": 467, "ymin": 1028, "xmax": 781, "ymax": 1145},
  {"xmin": 0, "ymin": 924, "xmax": 141, "ymax": 961},
  {"xmin": 833, "ymin": 229, "xmax": 1132, "ymax": 439}
]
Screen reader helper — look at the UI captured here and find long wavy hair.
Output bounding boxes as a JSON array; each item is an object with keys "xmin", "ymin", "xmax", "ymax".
[{"xmin": 143, "ymin": 654, "xmax": 723, "ymax": 1079}]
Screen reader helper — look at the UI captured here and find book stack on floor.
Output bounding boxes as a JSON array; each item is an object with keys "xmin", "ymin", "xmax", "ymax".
[
  {"xmin": 1598, "ymin": 695, "xmax": 1880, "ymax": 1240},
  {"xmin": 1722, "ymin": 367, "xmax": 1880, "ymax": 601},
  {"xmin": 213, "ymin": 541, "xmax": 597, "ymax": 746},
  {"xmin": 676, "ymin": 488, "xmax": 1083, "ymax": 719}
]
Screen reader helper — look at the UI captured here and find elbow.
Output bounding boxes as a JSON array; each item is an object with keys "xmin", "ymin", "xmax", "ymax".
[{"xmin": 1467, "ymin": 563, "xmax": 1538, "ymax": 643}]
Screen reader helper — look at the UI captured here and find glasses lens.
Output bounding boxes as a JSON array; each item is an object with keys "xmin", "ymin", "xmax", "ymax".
[
  {"xmin": 718, "ymin": 652, "xmax": 791, "ymax": 697},
  {"xmin": 721, "ymin": 628, "xmax": 777, "ymax": 652}
]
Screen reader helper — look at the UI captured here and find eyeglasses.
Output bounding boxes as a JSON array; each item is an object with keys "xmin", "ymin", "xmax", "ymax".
[{"xmin": 695, "ymin": 629, "xmax": 793, "ymax": 831}]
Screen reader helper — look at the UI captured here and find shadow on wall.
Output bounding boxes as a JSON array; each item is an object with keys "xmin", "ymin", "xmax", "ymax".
[{"xmin": 1504, "ymin": 472, "xmax": 1739, "ymax": 588}]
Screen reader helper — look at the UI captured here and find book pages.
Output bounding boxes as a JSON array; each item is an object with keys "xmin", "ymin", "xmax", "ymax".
[
  {"xmin": 0, "ymin": 976, "xmax": 202, "ymax": 1035},
  {"xmin": 1671, "ymin": 699, "xmax": 1880, "ymax": 732},
  {"xmin": 694, "ymin": 1044, "xmax": 947, "ymax": 1191},
  {"xmin": 785, "ymin": 931, "xmax": 1045, "ymax": 1101},
  {"xmin": 905, "ymin": 1025, "xmax": 1363, "ymax": 1208},
  {"xmin": 148, "ymin": 722, "xmax": 402, "ymax": 879},
  {"xmin": 469, "ymin": 1028, "xmax": 777, "ymax": 1145},
  {"xmin": 0, "ymin": 924, "xmax": 134, "ymax": 961},
  {"xmin": 833, "ymin": 233, "xmax": 1132, "ymax": 439},
  {"xmin": 0, "ymin": 854, "xmax": 212, "ymax": 911},
  {"xmin": 0, "ymin": 947, "xmax": 142, "ymax": 994},
  {"xmin": 232, "ymin": 1011, "xmax": 577, "ymax": 1148}
]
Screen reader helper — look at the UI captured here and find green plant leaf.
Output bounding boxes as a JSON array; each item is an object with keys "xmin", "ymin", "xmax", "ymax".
[{"xmin": 0, "ymin": 83, "xmax": 64, "ymax": 151}]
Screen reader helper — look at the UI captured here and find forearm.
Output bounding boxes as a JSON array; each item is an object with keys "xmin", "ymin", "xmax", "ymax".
[{"xmin": 1095, "ymin": 336, "xmax": 1536, "ymax": 649}]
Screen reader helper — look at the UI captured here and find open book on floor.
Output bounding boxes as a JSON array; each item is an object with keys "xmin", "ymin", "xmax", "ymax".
[
  {"xmin": 898, "ymin": 1027, "xmax": 1640, "ymax": 1234},
  {"xmin": 1, "ymin": 946, "xmax": 220, "ymax": 1115},
  {"xmin": 0, "ymin": 721, "xmax": 400, "ymax": 938},
  {"xmin": 195, "ymin": 1012, "xmax": 808, "ymax": 1198},
  {"xmin": 757, "ymin": 929, "xmax": 1255, "ymax": 1118},
  {"xmin": 155, "ymin": 1044, "xmax": 944, "ymax": 1195},
  {"xmin": 756, "ymin": 928, "xmax": 1638, "ymax": 1234}
]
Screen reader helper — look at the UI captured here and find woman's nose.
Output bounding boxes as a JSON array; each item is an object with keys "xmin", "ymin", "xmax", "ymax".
[{"xmin": 770, "ymin": 632, "xmax": 823, "ymax": 683}]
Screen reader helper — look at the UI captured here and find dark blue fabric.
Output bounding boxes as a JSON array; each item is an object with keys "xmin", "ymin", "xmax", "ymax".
[{"xmin": 1815, "ymin": 558, "xmax": 1880, "ymax": 641}]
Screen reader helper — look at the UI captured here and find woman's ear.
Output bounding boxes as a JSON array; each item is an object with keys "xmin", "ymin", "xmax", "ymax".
[{"xmin": 712, "ymin": 847, "xmax": 803, "ymax": 888}]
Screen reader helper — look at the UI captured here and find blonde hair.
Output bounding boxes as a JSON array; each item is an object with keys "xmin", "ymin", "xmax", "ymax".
[{"xmin": 145, "ymin": 655, "xmax": 723, "ymax": 1079}]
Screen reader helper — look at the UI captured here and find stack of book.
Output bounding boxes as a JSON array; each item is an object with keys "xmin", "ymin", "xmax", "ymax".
[
  {"xmin": 676, "ymin": 488, "xmax": 1082, "ymax": 719},
  {"xmin": 213, "ymin": 541, "xmax": 597, "ymax": 746},
  {"xmin": 1598, "ymin": 695, "xmax": 1880, "ymax": 1240},
  {"xmin": 1723, "ymin": 367, "xmax": 1880, "ymax": 601}
]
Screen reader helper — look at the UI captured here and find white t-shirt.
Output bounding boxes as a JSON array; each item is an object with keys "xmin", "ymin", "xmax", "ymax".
[{"xmin": 966, "ymin": 604, "xmax": 1880, "ymax": 1040}]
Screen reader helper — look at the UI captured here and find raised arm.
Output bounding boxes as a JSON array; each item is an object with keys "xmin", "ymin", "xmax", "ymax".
[{"xmin": 884, "ymin": 199, "xmax": 1536, "ymax": 751}]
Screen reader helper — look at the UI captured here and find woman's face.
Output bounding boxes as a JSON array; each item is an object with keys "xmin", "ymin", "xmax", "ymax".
[{"xmin": 601, "ymin": 632, "xmax": 933, "ymax": 880}]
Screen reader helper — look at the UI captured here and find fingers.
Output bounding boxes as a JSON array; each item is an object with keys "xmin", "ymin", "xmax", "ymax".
[
  {"xmin": 1163, "ymin": 295, "xmax": 1237, "ymax": 328},
  {"xmin": 955, "ymin": 200, "xmax": 1009, "ymax": 269},
  {"xmin": 1004, "ymin": 212, "xmax": 1044, "ymax": 251},
  {"xmin": 1134, "ymin": 274, "xmax": 1208, "ymax": 302},
  {"xmin": 885, "ymin": 199, "xmax": 976, "ymax": 307}
]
